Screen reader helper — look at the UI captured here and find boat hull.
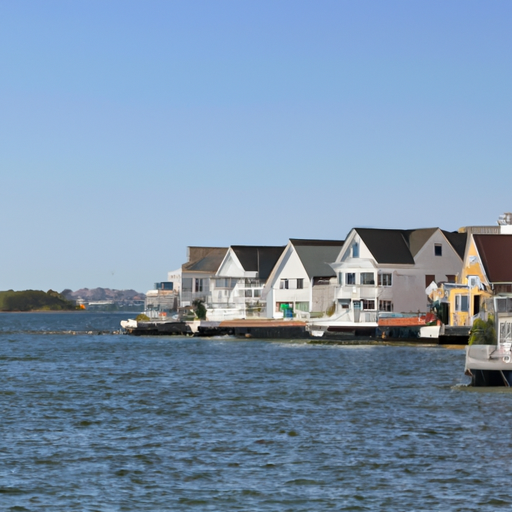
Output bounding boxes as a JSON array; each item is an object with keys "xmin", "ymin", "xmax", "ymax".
[{"xmin": 465, "ymin": 345, "xmax": 512, "ymax": 386}]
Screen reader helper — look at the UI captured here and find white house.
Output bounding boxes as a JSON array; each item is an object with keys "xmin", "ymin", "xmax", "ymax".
[
  {"xmin": 262, "ymin": 239, "xmax": 344, "ymax": 319},
  {"xmin": 180, "ymin": 247, "xmax": 228, "ymax": 307},
  {"xmin": 208, "ymin": 245, "xmax": 285, "ymax": 319},
  {"xmin": 326, "ymin": 227, "xmax": 466, "ymax": 325}
]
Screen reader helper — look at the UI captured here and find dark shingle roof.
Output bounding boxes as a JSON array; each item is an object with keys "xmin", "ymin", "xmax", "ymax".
[
  {"xmin": 442, "ymin": 231, "xmax": 467, "ymax": 259},
  {"xmin": 474, "ymin": 235, "xmax": 512, "ymax": 283},
  {"xmin": 182, "ymin": 247, "xmax": 228, "ymax": 273},
  {"xmin": 355, "ymin": 228, "xmax": 415, "ymax": 264},
  {"xmin": 290, "ymin": 239, "xmax": 344, "ymax": 278},
  {"xmin": 407, "ymin": 228, "xmax": 438, "ymax": 257},
  {"xmin": 355, "ymin": 227, "xmax": 465, "ymax": 264},
  {"xmin": 231, "ymin": 246, "xmax": 285, "ymax": 280}
]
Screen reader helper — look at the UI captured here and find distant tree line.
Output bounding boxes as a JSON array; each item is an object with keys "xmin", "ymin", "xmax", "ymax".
[{"xmin": 0, "ymin": 290, "xmax": 77, "ymax": 311}]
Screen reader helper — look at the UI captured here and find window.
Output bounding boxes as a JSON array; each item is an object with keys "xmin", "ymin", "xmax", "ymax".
[
  {"xmin": 425, "ymin": 275, "xmax": 435, "ymax": 287},
  {"xmin": 254, "ymin": 289, "xmax": 261, "ymax": 297},
  {"xmin": 467, "ymin": 275, "xmax": 479, "ymax": 288},
  {"xmin": 194, "ymin": 279, "xmax": 203, "ymax": 292},
  {"xmin": 182, "ymin": 278, "xmax": 193, "ymax": 292},
  {"xmin": 245, "ymin": 289, "xmax": 252, "ymax": 297},
  {"xmin": 295, "ymin": 301, "xmax": 309, "ymax": 312},
  {"xmin": 379, "ymin": 300, "xmax": 393, "ymax": 312},
  {"xmin": 280, "ymin": 279, "xmax": 289, "ymax": 289},
  {"xmin": 362, "ymin": 299, "xmax": 375, "ymax": 310},
  {"xmin": 360, "ymin": 272, "xmax": 375, "ymax": 285},
  {"xmin": 339, "ymin": 299, "xmax": 350, "ymax": 309},
  {"xmin": 346, "ymin": 273, "xmax": 356, "ymax": 285},
  {"xmin": 496, "ymin": 297, "xmax": 512, "ymax": 313},
  {"xmin": 455, "ymin": 294, "xmax": 469, "ymax": 312},
  {"xmin": 297, "ymin": 278, "xmax": 304, "ymax": 289},
  {"xmin": 338, "ymin": 273, "xmax": 343, "ymax": 285},
  {"xmin": 446, "ymin": 275, "xmax": 456, "ymax": 283},
  {"xmin": 352, "ymin": 243, "xmax": 359, "ymax": 258},
  {"xmin": 378, "ymin": 273, "xmax": 392, "ymax": 286},
  {"xmin": 434, "ymin": 244, "xmax": 442, "ymax": 256}
]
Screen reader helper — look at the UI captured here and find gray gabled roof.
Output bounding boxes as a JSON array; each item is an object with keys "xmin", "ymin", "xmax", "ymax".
[
  {"xmin": 354, "ymin": 227, "xmax": 466, "ymax": 264},
  {"xmin": 231, "ymin": 246, "xmax": 285, "ymax": 280},
  {"xmin": 290, "ymin": 239, "xmax": 344, "ymax": 278},
  {"xmin": 182, "ymin": 247, "xmax": 228, "ymax": 273}
]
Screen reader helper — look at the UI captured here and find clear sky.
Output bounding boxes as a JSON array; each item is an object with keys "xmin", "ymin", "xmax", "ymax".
[{"xmin": 1, "ymin": 1, "xmax": 511, "ymax": 293}]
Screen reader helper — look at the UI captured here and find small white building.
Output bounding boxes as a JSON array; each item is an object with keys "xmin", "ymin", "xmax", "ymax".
[
  {"xmin": 262, "ymin": 239, "xmax": 344, "ymax": 319},
  {"xmin": 180, "ymin": 247, "xmax": 228, "ymax": 307}
]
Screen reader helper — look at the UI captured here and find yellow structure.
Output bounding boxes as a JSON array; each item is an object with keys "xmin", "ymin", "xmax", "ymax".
[{"xmin": 428, "ymin": 235, "xmax": 492, "ymax": 327}]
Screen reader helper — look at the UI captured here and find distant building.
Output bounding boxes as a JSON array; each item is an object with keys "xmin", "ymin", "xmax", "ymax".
[{"xmin": 144, "ymin": 281, "xmax": 179, "ymax": 316}]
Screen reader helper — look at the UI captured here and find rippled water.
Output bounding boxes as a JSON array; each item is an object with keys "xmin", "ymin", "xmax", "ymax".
[{"xmin": 1, "ymin": 312, "xmax": 512, "ymax": 511}]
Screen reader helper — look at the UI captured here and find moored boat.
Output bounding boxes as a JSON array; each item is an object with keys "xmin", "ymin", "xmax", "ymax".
[{"xmin": 465, "ymin": 297, "xmax": 512, "ymax": 386}]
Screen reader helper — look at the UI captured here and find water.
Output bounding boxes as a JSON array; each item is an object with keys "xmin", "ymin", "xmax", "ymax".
[{"xmin": 1, "ymin": 312, "xmax": 512, "ymax": 511}]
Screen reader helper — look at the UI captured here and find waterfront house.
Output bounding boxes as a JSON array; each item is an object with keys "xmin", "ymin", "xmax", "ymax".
[
  {"xmin": 327, "ymin": 227, "xmax": 467, "ymax": 326},
  {"xmin": 180, "ymin": 247, "xmax": 228, "ymax": 308},
  {"xmin": 262, "ymin": 239, "xmax": 344, "ymax": 319},
  {"xmin": 208, "ymin": 245, "xmax": 285, "ymax": 319},
  {"xmin": 429, "ymin": 233, "xmax": 512, "ymax": 326}
]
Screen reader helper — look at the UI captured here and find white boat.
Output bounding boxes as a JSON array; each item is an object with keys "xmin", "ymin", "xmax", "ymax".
[{"xmin": 465, "ymin": 297, "xmax": 512, "ymax": 386}]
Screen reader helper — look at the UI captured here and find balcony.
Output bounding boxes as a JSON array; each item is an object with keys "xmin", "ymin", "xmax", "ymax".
[{"xmin": 336, "ymin": 284, "xmax": 380, "ymax": 300}]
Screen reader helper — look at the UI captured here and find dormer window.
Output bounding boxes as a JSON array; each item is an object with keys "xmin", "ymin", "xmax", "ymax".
[
  {"xmin": 434, "ymin": 244, "xmax": 442, "ymax": 256},
  {"xmin": 468, "ymin": 275, "xmax": 480, "ymax": 288}
]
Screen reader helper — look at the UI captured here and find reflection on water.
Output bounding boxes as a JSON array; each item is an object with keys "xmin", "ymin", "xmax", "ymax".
[{"xmin": 1, "ymin": 313, "xmax": 511, "ymax": 511}]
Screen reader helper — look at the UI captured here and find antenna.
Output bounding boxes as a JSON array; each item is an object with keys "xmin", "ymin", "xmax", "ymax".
[{"xmin": 497, "ymin": 213, "xmax": 512, "ymax": 226}]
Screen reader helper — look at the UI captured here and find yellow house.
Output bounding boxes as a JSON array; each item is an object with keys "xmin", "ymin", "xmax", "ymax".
[
  {"xmin": 427, "ymin": 234, "xmax": 512, "ymax": 326},
  {"xmin": 429, "ymin": 233, "xmax": 512, "ymax": 326}
]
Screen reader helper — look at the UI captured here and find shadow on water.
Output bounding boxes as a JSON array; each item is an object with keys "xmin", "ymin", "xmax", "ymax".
[{"xmin": 452, "ymin": 384, "xmax": 512, "ymax": 394}]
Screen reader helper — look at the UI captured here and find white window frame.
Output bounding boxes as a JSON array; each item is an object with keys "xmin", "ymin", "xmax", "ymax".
[
  {"xmin": 378, "ymin": 273, "xmax": 392, "ymax": 287},
  {"xmin": 379, "ymin": 300, "xmax": 393, "ymax": 312},
  {"xmin": 360, "ymin": 272, "xmax": 375, "ymax": 285},
  {"xmin": 362, "ymin": 299, "xmax": 375, "ymax": 310}
]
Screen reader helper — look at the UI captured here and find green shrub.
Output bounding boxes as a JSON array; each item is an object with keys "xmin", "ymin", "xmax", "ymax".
[
  {"xmin": 192, "ymin": 299, "xmax": 207, "ymax": 320},
  {"xmin": 469, "ymin": 316, "xmax": 496, "ymax": 345}
]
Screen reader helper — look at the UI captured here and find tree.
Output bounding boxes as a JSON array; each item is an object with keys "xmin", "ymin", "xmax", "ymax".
[
  {"xmin": 469, "ymin": 316, "xmax": 496, "ymax": 345},
  {"xmin": 192, "ymin": 299, "xmax": 207, "ymax": 320}
]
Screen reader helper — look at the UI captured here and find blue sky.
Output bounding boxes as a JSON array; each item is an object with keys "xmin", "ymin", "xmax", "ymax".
[{"xmin": 1, "ymin": 0, "xmax": 511, "ymax": 292}]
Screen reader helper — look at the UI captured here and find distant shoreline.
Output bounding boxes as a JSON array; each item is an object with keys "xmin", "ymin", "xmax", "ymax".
[
  {"xmin": 0, "ymin": 310, "xmax": 85, "ymax": 313},
  {"xmin": 0, "ymin": 310, "xmax": 133, "ymax": 314}
]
